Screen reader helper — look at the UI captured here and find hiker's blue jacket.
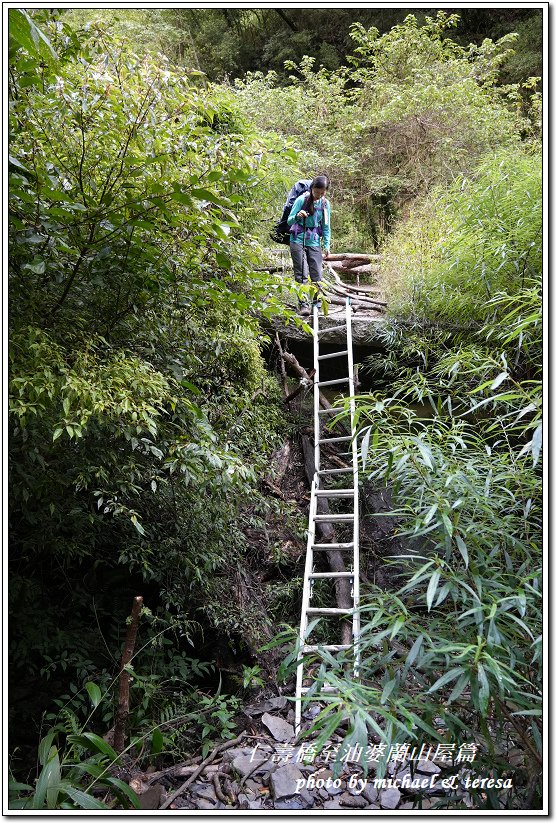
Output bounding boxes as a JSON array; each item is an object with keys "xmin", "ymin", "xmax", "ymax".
[{"xmin": 287, "ymin": 195, "xmax": 331, "ymax": 251}]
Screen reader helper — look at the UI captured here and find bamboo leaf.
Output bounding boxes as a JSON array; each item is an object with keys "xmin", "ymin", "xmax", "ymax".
[
  {"xmin": 426, "ymin": 569, "xmax": 441, "ymax": 611},
  {"xmin": 428, "ymin": 666, "xmax": 465, "ymax": 693},
  {"xmin": 477, "ymin": 662, "xmax": 490, "ymax": 715},
  {"xmin": 455, "ymin": 534, "xmax": 469, "ymax": 568},
  {"xmin": 490, "ymin": 372, "xmax": 508, "ymax": 390}
]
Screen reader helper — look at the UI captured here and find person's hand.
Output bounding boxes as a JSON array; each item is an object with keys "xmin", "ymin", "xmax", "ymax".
[
  {"xmin": 298, "ymin": 210, "xmax": 309, "ymax": 218},
  {"xmin": 323, "ymin": 249, "xmax": 330, "ymax": 259}
]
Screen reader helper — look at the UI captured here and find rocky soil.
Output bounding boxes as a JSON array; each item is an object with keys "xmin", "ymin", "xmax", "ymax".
[{"xmin": 126, "ymin": 696, "xmax": 485, "ymax": 811}]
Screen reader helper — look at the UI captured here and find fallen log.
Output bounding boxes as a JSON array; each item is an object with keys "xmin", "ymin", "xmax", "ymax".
[
  {"xmin": 326, "ymin": 281, "xmax": 383, "ymax": 300},
  {"xmin": 265, "ymin": 442, "xmax": 291, "ymax": 487},
  {"xmin": 331, "ymin": 263, "xmax": 379, "ymax": 277},
  {"xmin": 283, "ymin": 369, "xmax": 315, "ymax": 404},
  {"xmin": 325, "ymin": 294, "xmax": 387, "ymax": 312},
  {"xmin": 326, "ymin": 253, "xmax": 382, "ymax": 262},
  {"xmin": 325, "ymin": 268, "xmax": 383, "ymax": 296},
  {"xmin": 281, "ymin": 351, "xmax": 351, "ymax": 432}
]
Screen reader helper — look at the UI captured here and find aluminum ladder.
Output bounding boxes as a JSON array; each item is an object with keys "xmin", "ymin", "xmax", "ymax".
[{"xmin": 294, "ymin": 298, "xmax": 360, "ymax": 733}]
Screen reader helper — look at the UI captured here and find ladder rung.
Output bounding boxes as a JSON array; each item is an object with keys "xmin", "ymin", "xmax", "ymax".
[
  {"xmin": 302, "ymin": 644, "xmax": 352, "ymax": 652},
  {"xmin": 318, "ymin": 324, "xmax": 346, "ymax": 335},
  {"xmin": 306, "ymin": 607, "xmax": 353, "ymax": 616},
  {"xmin": 317, "ymin": 436, "xmax": 352, "ymax": 445},
  {"xmin": 318, "ymin": 350, "xmax": 348, "ymax": 361},
  {"xmin": 314, "ymin": 514, "xmax": 354, "ymax": 522},
  {"xmin": 316, "ymin": 377, "xmax": 350, "ymax": 387},
  {"xmin": 314, "ymin": 489, "xmax": 354, "ymax": 497},
  {"xmin": 300, "ymin": 687, "xmax": 339, "ymax": 694},
  {"xmin": 308, "ymin": 572, "xmax": 353, "ymax": 579},
  {"xmin": 312, "ymin": 542, "xmax": 354, "ymax": 550},
  {"xmin": 318, "ymin": 468, "xmax": 354, "ymax": 475}
]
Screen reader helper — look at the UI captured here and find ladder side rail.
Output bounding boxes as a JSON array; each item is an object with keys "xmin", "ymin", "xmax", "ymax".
[
  {"xmin": 295, "ymin": 479, "xmax": 318, "ymax": 733},
  {"xmin": 345, "ymin": 298, "xmax": 361, "ymax": 677},
  {"xmin": 313, "ymin": 306, "xmax": 321, "ymax": 481}
]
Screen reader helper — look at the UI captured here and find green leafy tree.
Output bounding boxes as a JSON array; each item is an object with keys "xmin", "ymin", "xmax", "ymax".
[{"xmin": 8, "ymin": 10, "xmax": 291, "ymax": 761}]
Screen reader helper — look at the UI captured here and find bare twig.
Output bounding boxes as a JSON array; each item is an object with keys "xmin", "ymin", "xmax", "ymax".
[
  {"xmin": 497, "ymin": 700, "xmax": 542, "ymax": 767},
  {"xmin": 212, "ymin": 772, "xmax": 229, "ymax": 804},
  {"xmin": 159, "ymin": 733, "xmax": 247, "ymax": 810}
]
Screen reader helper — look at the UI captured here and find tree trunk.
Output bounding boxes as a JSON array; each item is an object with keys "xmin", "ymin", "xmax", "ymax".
[
  {"xmin": 274, "ymin": 9, "xmax": 298, "ymax": 30},
  {"xmin": 113, "ymin": 595, "xmax": 143, "ymax": 753}
]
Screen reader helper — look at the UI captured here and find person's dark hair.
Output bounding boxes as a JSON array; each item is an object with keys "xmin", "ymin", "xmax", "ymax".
[{"xmin": 305, "ymin": 174, "xmax": 330, "ymax": 216}]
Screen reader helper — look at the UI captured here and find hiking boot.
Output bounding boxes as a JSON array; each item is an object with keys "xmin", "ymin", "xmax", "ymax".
[{"xmin": 299, "ymin": 304, "xmax": 311, "ymax": 317}]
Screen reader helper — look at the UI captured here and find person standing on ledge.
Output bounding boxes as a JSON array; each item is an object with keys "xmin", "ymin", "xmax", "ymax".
[{"xmin": 287, "ymin": 174, "xmax": 331, "ymax": 316}]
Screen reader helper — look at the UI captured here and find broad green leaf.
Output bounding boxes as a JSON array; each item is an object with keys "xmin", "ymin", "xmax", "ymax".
[
  {"xmin": 23, "ymin": 260, "xmax": 45, "ymax": 275},
  {"xmin": 103, "ymin": 777, "xmax": 141, "ymax": 809},
  {"xmin": 190, "ymin": 188, "xmax": 223, "ymax": 204},
  {"xmin": 38, "ymin": 732, "xmax": 56, "ymax": 766},
  {"xmin": 441, "ymin": 513, "xmax": 453, "ymax": 538},
  {"xmin": 9, "ymin": 9, "xmax": 58, "ymax": 63},
  {"xmin": 448, "ymin": 672, "xmax": 470, "ymax": 703},
  {"xmin": 53, "ymin": 783, "xmax": 108, "ymax": 809},
  {"xmin": 416, "ymin": 439, "xmax": 434, "ymax": 469},
  {"xmin": 85, "ymin": 681, "xmax": 102, "ymax": 709},
  {"xmin": 151, "ymin": 727, "xmax": 164, "ymax": 756},
  {"xmin": 67, "ymin": 732, "xmax": 118, "ymax": 761},
  {"xmin": 402, "ymin": 634, "xmax": 423, "ymax": 679},
  {"xmin": 8, "ymin": 154, "xmax": 31, "ymax": 173},
  {"xmin": 9, "ymin": 781, "xmax": 34, "ymax": 792},
  {"xmin": 33, "ymin": 746, "xmax": 60, "ymax": 809},
  {"xmin": 360, "ymin": 427, "xmax": 371, "ymax": 470},
  {"xmin": 381, "ymin": 678, "xmax": 397, "ymax": 704}
]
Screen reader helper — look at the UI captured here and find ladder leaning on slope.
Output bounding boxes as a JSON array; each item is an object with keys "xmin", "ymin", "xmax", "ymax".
[{"xmin": 294, "ymin": 298, "xmax": 360, "ymax": 734}]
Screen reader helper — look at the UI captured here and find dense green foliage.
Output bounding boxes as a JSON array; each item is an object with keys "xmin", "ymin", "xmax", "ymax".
[
  {"xmin": 61, "ymin": 7, "xmax": 542, "ymax": 86},
  {"xmin": 290, "ymin": 146, "xmax": 542, "ymax": 809},
  {"xmin": 8, "ymin": 10, "xmax": 296, "ymax": 791},
  {"xmin": 9, "ymin": 7, "xmax": 543, "ymax": 811},
  {"xmin": 229, "ymin": 13, "xmax": 539, "ymax": 249}
]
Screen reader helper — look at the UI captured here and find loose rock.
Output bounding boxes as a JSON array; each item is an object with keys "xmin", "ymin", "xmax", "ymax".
[
  {"xmin": 274, "ymin": 796, "xmax": 305, "ymax": 810},
  {"xmin": 261, "ymin": 712, "xmax": 294, "ymax": 742},
  {"xmin": 231, "ymin": 754, "xmax": 272, "ymax": 779},
  {"xmin": 380, "ymin": 787, "xmax": 401, "ymax": 809},
  {"xmin": 244, "ymin": 697, "xmax": 288, "ymax": 716},
  {"xmin": 361, "ymin": 785, "xmax": 379, "ymax": 804},
  {"xmin": 339, "ymin": 792, "xmax": 368, "ymax": 809},
  {"xmin": 270, "ymin": 764, "xmax": 305, "ymax": 800},
  {"xmin": 195, "ymin": 798, "xmax": 222, "ymax": 810},
  {"xmin": 323, "ymin": 799, "xmax": 343, "ymax": 810},
  {"xmin": 417, "ymin": 759, "xmax": 441, "ymax": 774}
]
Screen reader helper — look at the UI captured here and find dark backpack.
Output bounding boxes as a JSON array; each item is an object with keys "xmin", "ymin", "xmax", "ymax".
[{"xmin": 270, "ymin": 179, "xmax": 313, "ymax": 245}]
